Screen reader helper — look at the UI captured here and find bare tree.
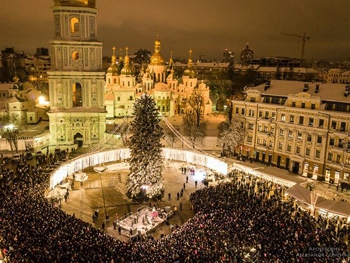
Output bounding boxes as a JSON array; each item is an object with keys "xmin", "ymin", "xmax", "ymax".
[
  {"xmin": 0, "ymin": 113, "xmax": 26, "ymax": 153},
  {"xmin": 118, "ymin": 120, "xmax": 130, "ymax": 146},
  {"xmin": 187, "ymin": 88, "xmax": 205, "ymax": 127},
  {"xmin": 161, "ymin": 123, "xmax": 177, "ymax": 147},
  {"xmin": 1, "ymin": 125, "xmax": 19, "ymax": 152},
  {"xmin": 182, "ymin": 88, "xmax": 207, "ymax": 148},
  {"xmin": 217, "ymin": 120, "xmax": 245, "ymax": 157},
  {"xmin": 183, "ymin": 110, "xmax": 206, "ymax": 149}
]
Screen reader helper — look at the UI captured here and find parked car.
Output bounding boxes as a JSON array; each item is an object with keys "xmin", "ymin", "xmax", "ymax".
[{"xmin": 12, "ymin": 153, "xmax": 21, "ymax": 163}]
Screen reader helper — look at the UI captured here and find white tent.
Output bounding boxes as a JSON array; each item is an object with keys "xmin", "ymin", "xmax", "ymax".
[
  {"xmin": 316, "ymin": 197, "xmax": 350, "ymax": 217},
  {"xmin": 286, "ymin": 184, "xmax": 350, "ymax": 217},
  {"xmin": 285, "ymin": 183, "xmax": 311, "ymax": 204}
]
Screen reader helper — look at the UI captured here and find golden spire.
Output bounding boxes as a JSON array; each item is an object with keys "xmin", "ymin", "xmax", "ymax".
[
  {"xmin": 121, "ymin": 47, "xmax": 134, "ymax": 76},
  {"xmin": 119, "ymin": 48, "xmax": 124, "ymax": 62},
  {"xmin": 150, "ymin": 34, "xmax": 165, "ymax": 66},
  {"xmin": 169, "ymin": 51, "xmax": 173, "ymax": 64},
  {"xmin": 183, "ymin": 49, "xmax": 196, "ymax": 77},
  {"xmin": 124, "ymin": 47, "xmax": 130, "ymax": 64},
  {"xmin": 54, "ymin": 0, "xmax": 96, "ymax": 8},
  {"xmin": 111, "ymin": 46, "xmax": 116, "ymax": 65},
  {"xmin": 188, "ymin": 49, "xmax": 193, "ymax": 66},
  {"xmin": 107, "ymin": 46, "xmax": 118, "ymax": 74}
]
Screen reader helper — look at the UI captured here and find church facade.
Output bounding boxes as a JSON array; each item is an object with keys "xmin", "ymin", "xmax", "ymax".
[
  {"xmin": 47, "ymin": 0, "xmax": 106, "ymax": 149},
  {"xmin": 46, "ymin": 0, "xmax": 212, "ymax": 150},
  {"xmin": 104, "ymin": 38, "xmax": 212, "ymax": 119}
]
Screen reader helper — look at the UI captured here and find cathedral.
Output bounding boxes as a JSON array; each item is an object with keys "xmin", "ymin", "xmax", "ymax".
[
  {"xmin": 47, "ymin": 0, "xmax": 212, "ymax": 149},
  {"xmin": 104, "ymin": 37, "xmax": 212, "ymax": 119}
]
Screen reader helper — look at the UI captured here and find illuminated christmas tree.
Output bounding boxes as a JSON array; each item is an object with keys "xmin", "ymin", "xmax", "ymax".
[{"xmin": 126, "ymin": 94, "xmax": 164, "ymax": 200}]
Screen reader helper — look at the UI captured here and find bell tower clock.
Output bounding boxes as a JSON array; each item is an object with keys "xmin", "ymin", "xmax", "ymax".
[{"xmin": 48, "ymin": 0, "xmax": 106, "ymax": 149}]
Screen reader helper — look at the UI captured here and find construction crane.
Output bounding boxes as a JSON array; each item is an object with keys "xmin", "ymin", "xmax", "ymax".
[{"xmin": 281, "ymin": 32, "xmax": 310, "ymax": 60}]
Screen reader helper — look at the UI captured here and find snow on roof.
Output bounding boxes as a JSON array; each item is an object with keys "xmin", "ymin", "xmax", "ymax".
[
  {"xmin": 173, "ymin": 62, "xmax": 230, "ymax": 68},
  {"xmin": 233, "ymin": 64, "xmax": 260, "ymax": 70},
  {"xmin": 5, "ymin": 97, "xmax": 22, "ymax": 103},
  {"xmin": 104, "ymin": 93, "xmax": 115, "ymax": 101},
  {"xmin": 257, "ymin": 67, "xmax": 277, "ymax": 72},
  {"xmin": 154, "ymin": 82, "xmax": 170, "ymax": 91},
  {"xmin": 250, "ymin": 80, "xmax": 350, "ymax": 102},
  {"xmin": 25, "ymin": 90, "xmax": 41, "ymax": 100},
  {"xmin": 256, "ymin": 67, "xmax": 319, "ymax": 74},
  {"xmin": 0, "ymin": 83, "xmax": 13, "ymax": 91},
  {"xmin": 194, "ymin": 62, "xmax": 230, "ymax": 68},
  {"xmin": 340, "ymin": 71, "xmax": 350, "ymax": 76}
]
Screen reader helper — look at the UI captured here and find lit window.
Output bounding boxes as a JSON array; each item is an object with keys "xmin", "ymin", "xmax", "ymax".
[
  {"xmin": 281, "ymin": 114, "xmax": 286, "ymax": 122},
  {"xmin": 288, "ymin": 130, "xmax": 293, "ymax": 138},
  {"xmin": 290, "ymin": 115, "xmax": 294, "ymax": 123},
  {"xmin": 297, "ymin": 132, "xmax": 302, "ymax": 139}
]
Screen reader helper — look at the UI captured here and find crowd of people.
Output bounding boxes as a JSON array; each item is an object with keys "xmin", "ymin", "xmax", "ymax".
[{"xmin": 0, "ymin": 155, "xmax": 349, "ymax": 262}]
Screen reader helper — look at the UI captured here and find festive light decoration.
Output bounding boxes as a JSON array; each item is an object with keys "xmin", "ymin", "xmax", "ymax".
[
  {"xmin": 49, "ymin": 147, "xmax": 229, "ymax": 189},
  {"xmin": 126, "ymin": 94, "xmax": 165, "ymax": 200}
]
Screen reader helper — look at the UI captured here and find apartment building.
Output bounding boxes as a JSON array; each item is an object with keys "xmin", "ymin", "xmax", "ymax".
[{"xmin": 231, "ymin": 80, "xmax": 350, "ymax": 185}]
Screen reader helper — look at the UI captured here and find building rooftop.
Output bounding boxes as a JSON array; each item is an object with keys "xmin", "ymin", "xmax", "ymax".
[{"xmin": 250, "ymin": 80, "xmax": 350, "ymax": 103}]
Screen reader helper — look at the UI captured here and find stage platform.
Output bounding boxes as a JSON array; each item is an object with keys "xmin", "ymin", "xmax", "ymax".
[{"xmin": 117, "ymin": 205, "xmax": 174, "ymax": 237}]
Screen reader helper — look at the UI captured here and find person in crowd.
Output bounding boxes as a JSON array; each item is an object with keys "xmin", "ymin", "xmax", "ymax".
[{"xmin": 0, "ymin": 160, "xmax": 348, "ymax": 262}]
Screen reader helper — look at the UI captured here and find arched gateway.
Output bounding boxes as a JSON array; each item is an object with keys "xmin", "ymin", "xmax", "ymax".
[{"xmin": 49, "ymin": 148, "xmax": 228, "ymax": 189}]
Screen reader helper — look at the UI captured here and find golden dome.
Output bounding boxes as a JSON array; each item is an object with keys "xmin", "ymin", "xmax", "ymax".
[
  {"xmin": 150, "ymin": 35, "xmax": 165, "ymax": 66},
  {"xmin": 121, "ymin": 47, "xmax": 135, "ymax": 76},
  {"xmin": 54, "ymin": 0, "xmax": 96, "ymax": 8},
  {"xmin": 183, "ymin": 50, "xmax": 196, "ymax": 78},
  {"xmin": 107, "ymin": 46, "xmax": 118, "ymax": 74}
]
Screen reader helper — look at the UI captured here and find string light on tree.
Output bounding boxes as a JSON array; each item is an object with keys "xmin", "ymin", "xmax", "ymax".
[{"xmin": 126, "ymin": 93, "xmax": 164, "ymax": 200}]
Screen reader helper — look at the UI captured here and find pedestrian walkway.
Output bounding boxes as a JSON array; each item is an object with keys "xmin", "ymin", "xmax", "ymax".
[
  {"xmin": 60, "ymin": 160, "xmax": 202, "ymax": 241},
  {"xmin": 230, "ymin": 157, "xmax": 350, "ymax": 202}
]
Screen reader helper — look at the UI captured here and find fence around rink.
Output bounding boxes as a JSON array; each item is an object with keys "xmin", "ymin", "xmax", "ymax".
[
  {"xmin": 231, "ymin": 162, "xmax": 296, "ymax": 188},
  {"xmin": 48, "ymin": 148, "xmax": 228, "ymax": 189}
]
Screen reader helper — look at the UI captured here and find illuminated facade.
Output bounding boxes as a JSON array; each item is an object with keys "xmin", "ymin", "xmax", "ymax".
[
  {"xmin": 232, "ymin": 80, "xmax": 350, "ymax": 184},
  {"xmin": 105, "ymin": 39, "xmax": 212, "ymax": 118},
  {"xmin": 47, "ymin": 0, "xmax": 106, "ymax": 149},
  {"xmin": 324, "ymin": 68, "xmax": 350, "ymax": 84}
]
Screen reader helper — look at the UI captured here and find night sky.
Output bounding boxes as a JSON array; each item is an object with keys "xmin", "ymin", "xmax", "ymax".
[{"xmin": 1, "ymin": 0, "xmax": 349, "ymax": 62}]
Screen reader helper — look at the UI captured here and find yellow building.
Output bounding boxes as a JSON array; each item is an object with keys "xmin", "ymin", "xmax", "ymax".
[
  {"xmin": 232, "ymin": 80, "xmax": 350, "ymax": 185},
  {"xmin": 104, "ymin": 39, "xmax": 212, "ymax": 118},
  {"xmin": 324, "ymin": 69, "xmax": 350, "ymax": 84},
  {"xmin": 47, "ymin": 0, "xmax": 106, "ymax": 149}
]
